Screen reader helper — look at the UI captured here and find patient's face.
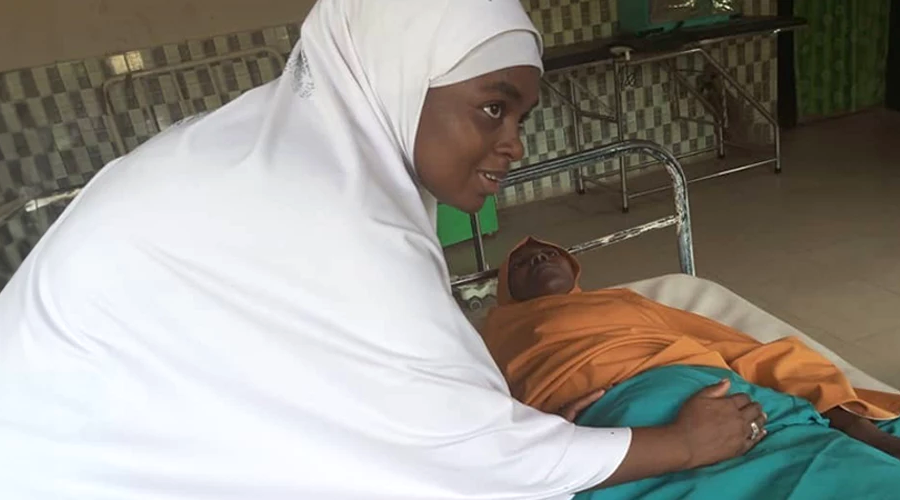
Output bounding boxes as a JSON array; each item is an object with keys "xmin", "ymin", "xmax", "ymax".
[{"xmin": 507, "ymin": 242, "xmax": 576, "ymax": 302}]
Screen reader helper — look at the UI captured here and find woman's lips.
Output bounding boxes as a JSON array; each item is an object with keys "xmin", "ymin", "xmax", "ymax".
[
  {"xmin": 530, "ymin": 261, "xmax": 562, "ymax": 278},
  {"xmin": 482, "ymin": 171, "xmax": 502, "ymax": 183},
  {"xmin": 478, "ymin": 170, "xmax": 507, "ymax": 195}
]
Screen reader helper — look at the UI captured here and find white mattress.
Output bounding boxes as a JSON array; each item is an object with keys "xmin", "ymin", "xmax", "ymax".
[{"xmin": 623, "ymin": 274, "xmax": 900, "ymax": 394}]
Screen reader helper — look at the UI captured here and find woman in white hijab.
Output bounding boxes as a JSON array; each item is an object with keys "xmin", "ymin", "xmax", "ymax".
[{"xmin": 0, "ymin": 1, "xmax": 762, "ymax": 498}]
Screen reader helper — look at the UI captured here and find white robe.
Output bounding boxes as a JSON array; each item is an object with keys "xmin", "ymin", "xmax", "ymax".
[{"xmin": 0, "ymin": 1, "xmax": 631, "ymax": 498}]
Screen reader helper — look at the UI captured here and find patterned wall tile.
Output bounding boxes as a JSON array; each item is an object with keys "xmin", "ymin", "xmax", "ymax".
[
  {"xmin": 523, "ymin": 0, "xmax": 617, "ymax": 48},
  {"xmin": 0, "ymin": 203, "xmax": 65, "ymax": 284},
  {"xmin": 0, "ymin": 24, "xmax": 297, "ymax": 288}
]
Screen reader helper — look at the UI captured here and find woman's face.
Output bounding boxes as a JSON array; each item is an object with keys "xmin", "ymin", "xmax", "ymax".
[
  {"xmin": 414, "ymin": 66, "xmax": 541, "ymax": 213},
  {"xmin": 506, "ymin": 241, "xmax": 577, "ymax": 302}
]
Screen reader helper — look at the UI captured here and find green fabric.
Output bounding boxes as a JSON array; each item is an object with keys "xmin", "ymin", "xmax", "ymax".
[
  {"xmin": 436, "ymin": 198, "xmax": 498, "ymax": 248},
  {"xmin": 574, "ymin": 365, "xmax": 900, "ymax": 499},
  {"xmin": 794, "ymin": 0, "xmax": 893, "ymax": 120}
]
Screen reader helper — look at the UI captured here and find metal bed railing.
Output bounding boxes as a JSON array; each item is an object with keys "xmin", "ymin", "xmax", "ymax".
[
  {"xmin": 0, "ymin": 187, "xmax": 82, "ymax": 230},
  {"xmin": 451, "ymin": 139, "xmax": 695, "ymax": 292}
]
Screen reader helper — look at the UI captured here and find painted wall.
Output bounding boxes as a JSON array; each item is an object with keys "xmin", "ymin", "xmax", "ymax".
[
  {"xmin": 0, "ymin": 0, "xmax": 316, "ymax": 72},
  {"xmin": 793, "ymin": 0, "xmax": 892, "ymax": 120}
]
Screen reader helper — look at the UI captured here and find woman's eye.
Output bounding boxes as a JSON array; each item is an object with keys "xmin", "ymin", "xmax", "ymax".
[{"xmin": 483, "ymin": 103, "xmax": 504, "ymax": 120}]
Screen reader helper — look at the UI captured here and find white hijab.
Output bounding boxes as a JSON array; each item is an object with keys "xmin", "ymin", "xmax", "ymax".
[{"xmin": 0, "ymin": 1, "xmax": 630, "ymax": 499}]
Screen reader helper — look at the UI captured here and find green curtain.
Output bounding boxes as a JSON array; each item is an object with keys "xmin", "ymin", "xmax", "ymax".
[{"xmin": 794, "ymin": 0, "xmax": 892, "ymax": 120}]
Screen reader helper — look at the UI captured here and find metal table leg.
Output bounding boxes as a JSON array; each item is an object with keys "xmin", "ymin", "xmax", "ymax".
[
  {"xmin": 664, "ymin": 60, "xmax": 723, "ymax": 157},
  {"xmin": 698, "ymin": 49, "xmax": 782, "ymax": 174},
  {"xmin": 568, "ymin": 78, "xmax": 587, "ymax": 195},
  {"xmin": 716, "ymin": 44, "xmax": 729, "ymax": 159},
  {"xmin": 469, "ymin": 213, "xmax": 488, "ymax": 273},
  {"xmin": 774, "ymin": 121, "xmax": 783, "ymax": 173},
  {"xmin": 613, "ymin": 59, "xmax": 629, "ymax": 213}
]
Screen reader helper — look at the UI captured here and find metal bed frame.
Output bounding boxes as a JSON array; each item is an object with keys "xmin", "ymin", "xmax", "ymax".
[
  {"xmin": 0, "ymin": 188, "xmax": 84, "ymax": 233},
  {"xmin": 452, "ymin": 139, "xmax": 695, "ymax": 295}
]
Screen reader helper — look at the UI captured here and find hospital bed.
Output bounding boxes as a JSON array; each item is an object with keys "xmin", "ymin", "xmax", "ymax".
[{"xmin": 450, "ymin": 139, "xmax": 899, "ymax": 394}]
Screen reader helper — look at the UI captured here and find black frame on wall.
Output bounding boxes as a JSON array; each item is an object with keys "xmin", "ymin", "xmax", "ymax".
[
  {"xmin": 777, "ymin": 0, "xmax": 798, "ymax": 128},
  {"xmin": 887, "ymin": 0, "xmax": 900, "ymax": 111}
]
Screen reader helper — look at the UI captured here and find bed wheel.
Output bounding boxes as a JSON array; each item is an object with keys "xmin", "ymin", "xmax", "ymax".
[
  {"xmin": 621, "ymin": 206, "xmax": 630, "ymax": 214},
  {"xmin": 576, "ymin": 187, "xmax": 587, "ymax": 195},
  {"xmin": 466, "ymin": 297, "xmax": 484, "ymax": 312}
]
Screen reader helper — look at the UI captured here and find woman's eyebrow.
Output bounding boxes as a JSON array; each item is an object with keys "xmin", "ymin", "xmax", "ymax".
[{"xmin": 480, "ymin": 81, "xmax": 523, "ymax": 103}]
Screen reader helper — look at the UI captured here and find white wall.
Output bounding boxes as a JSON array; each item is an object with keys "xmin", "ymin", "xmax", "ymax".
[{"xmin": 0, "ymin": 0, "xmax": 317, "ymax": 72}]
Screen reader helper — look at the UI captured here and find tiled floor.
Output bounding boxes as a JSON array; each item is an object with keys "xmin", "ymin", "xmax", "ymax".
[{"xmin": 446, "ymin": 109, "xmax": 900, "ymax": 389}]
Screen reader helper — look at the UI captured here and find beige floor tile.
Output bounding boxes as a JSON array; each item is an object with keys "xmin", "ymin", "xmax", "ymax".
[
  {"xmin": 866, "ymin": 261, "xmax": 900, "ymax": 297},
  {"xmin": 812, "ymin": 332, "xmax": 900, "ymax": 389},
  {"xmin": 763, "ymin": 278, "xmax": 900, "ymax": 342},
  {"xmin": 804, "ymin": 236, "xmax": 900, "ymax": 295},
  {"xmin": 855, "ymin": 328, "xmax": 900, "ymax": 381}
]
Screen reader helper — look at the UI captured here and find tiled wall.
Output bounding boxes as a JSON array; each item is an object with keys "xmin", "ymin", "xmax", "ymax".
[
  {"xmin": 508, "ymin": 0, "xmax": 776, "ymax": 205},
  {"xmin": 0, "ymin": 0, "xmax": 775, "ymax": 288},
  {"xmin": 0, "ymin": 26, "xmax": 297, "ymax": 286}
]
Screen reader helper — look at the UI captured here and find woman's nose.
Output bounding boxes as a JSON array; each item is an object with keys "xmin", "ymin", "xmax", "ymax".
[
  {"xmin": 497, "ymin": 124, "xmax": 526, "ymax": 162},
  {"xmin": 531, "ymin": 252, "xmax": 549, "ymax": 265},
  {"xmin": 507, "ymin": 134, "xmax": 525, "ymax": 162}
]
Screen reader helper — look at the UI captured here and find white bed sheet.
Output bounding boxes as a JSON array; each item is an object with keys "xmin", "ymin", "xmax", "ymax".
[{"xmin": 623, "ymin": 273, "xmax": 900, "ymax": 394}]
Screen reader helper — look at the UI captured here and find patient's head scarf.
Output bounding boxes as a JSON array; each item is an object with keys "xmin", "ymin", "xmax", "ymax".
[{"xmin": 0, "ymin": 1, "xmax": 633, "ymax": 499}]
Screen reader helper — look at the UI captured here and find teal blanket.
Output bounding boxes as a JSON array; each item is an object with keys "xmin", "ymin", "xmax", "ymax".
[{"xmin": 575, "ymin": 366, "xmax": 900, "ymax": 499}]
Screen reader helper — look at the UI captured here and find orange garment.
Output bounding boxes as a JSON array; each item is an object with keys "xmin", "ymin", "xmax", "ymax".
[{"xmin": 481, "ymin": 238, "xmax": 900, "ymax": 420}]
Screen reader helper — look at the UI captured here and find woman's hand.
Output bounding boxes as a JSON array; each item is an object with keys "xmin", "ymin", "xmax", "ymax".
[
  {"xmin": 670, "ymin": 378, "xmax": 767, "ymax": 468},
  {"xmin": 556, "ymin": 389, "xmax": 607, "ymax": 422},
  {"xmin": 597, "ymin": 378, "xmax": 767, "ymax": 489}
]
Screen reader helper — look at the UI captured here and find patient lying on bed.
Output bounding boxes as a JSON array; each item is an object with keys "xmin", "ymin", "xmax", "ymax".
[{"xmin": 481, "ymin": 237, "xmax": 900, "ymax": 499}]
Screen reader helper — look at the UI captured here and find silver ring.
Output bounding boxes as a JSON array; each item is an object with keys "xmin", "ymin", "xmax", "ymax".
[{"xmin": 749, "ymin": 421, "xmax": 761, "ymax": 441}]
